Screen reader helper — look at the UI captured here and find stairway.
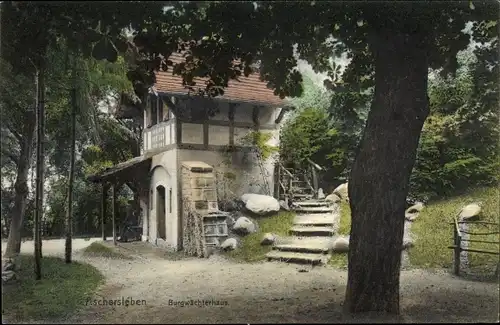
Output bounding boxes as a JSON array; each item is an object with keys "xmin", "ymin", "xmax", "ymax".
[{"xmin": 267, "ymin": 165, "xmax": 340, "ymax": 265}]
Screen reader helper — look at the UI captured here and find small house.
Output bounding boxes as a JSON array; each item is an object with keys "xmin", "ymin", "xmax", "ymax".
[{"xmin": 89, "ymin": 53, "xmax": 287, "ymax": 251}]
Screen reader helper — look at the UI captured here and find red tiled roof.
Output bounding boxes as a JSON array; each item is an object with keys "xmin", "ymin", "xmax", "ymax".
[{"xmin": 154, "ymin": 53, "xmax": 284, "ymax": 106}]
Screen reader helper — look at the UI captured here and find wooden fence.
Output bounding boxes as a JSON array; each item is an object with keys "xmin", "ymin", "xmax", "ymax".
[{"xmin": 448, "ymin": 217, "xmax": 499, "ymax": 276}]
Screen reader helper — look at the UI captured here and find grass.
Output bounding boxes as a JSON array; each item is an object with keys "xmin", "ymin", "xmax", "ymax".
[
  {"xmin": 2, "ymin": 254, "xmax": 104, "ymax": 322},
  {"xmin": 82, "ymin": 242, "xmax": 133, "ymax": 260},
  {"xmin": 224, "ymin": 211, "xmax": 296, "ymax": 262},
  {"xmin": 328, "ymin": 201, "xmax": 351, "ymax": 268},
  {"xmin": 410, "ymin": 186, "xmax": 499, "ymax": 273}
]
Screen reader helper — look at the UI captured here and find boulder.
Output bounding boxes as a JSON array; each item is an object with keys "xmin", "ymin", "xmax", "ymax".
[
  {"xmin": 402, "ymin": 237, "xmax": 414, "ymax": 249},
  {"xmin": 459, "ymin": 203, "xmax": 482, "ymax": 221},
  {"xmin": 241, "ymin": 193, "xmax": 280, "ymax": 215},
  {"xmin": 226, "ymin": 215, "xmax": 236, "ymax": 228},
  {"xmin": 221, "ymin": 238, "xmax": 238, "ymax": 251},
  {"xmin": 2, "ymin": 270, "xmax": 16, "ymax": 283},
  {"xmin": 233, "ymin": 216, "xmax": 256, "ymax": 234},
  {"xmin": 405, "ymin": 202, "xmax": 425, "ymax": 214},
  {"xmin": 261, "ymin": 233, "xmax": 276, "ymax": 246},
  {"xmin": 317, "ymin": 188, "xmax": 325, "ymax": 200},
  {"xmin": 279, "ymin": 200, "xmax": 290, "ymax": 211},
  {"xmin": 331, "ymin": 236, "xmax": 349, "ymax": 252},
  {"xmin": 325, "ymin": 193, "xmax": 341, "ymax": 203},
  {"xmin": 2, "ymin": 259, "xmax": 15, "ymax": 272},
  {"xmin": 332, "ymin": 183, "xmax": 349, "ymax": 201}
]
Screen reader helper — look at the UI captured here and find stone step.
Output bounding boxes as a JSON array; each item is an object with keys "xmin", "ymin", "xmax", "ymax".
[
  {"xmin": 290, "ymin": 226, "xmax": 336, "ymax": 235},
  {"xmin": 293, "ymin": 206, "xmax": 335, "ymax": 213},
  {"xmin": 273, "ymin": 244, "xmax": 330, "ymax": 253},
  {"xmin": 292, "ymin": 187, "xmax": 314, "ymax": 192},
  {"xmin": 294, "ymin": 214, "xmax": 335, "ymax": 226},
  {"xmin": 292, "ymin": 193, "xmax": 314, "ymax": 199},
  {"xmin": 266, "ymin": 250, "xmax": 330, "ymax": 265},
  {"xmin": 292, "ymin": 200, "xmax": 332, "ymax": 208},
  {"xmin": 277, "ymin": 236, "xmax": 335, "ymax": 245},
  {"xmin": 273, "ymin": 236, "xmax": 334, "ymax": 253}
]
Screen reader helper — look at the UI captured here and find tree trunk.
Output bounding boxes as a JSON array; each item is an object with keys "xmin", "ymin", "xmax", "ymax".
[
  {"xmin": 344, "ymin": 29, "xmax": 430, "ymax": 314},
  {"xmin": 34, "ymin": 63, "xmax": 46, "ymax": 280},
  {"xmin": 3, "ymin": 111, "xmax": 36, "ymax": 260},
  {"xmin": 65, "ymin": 61, "xmax": 78, "ymax": 264}
]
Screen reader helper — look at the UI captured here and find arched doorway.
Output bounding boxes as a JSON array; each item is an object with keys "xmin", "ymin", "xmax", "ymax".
[{"xmin": 156, "ymin": 185, "xmax": 166, "ymax": 240}]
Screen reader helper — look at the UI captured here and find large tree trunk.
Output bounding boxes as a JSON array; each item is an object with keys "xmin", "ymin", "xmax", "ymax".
[
  {"xmin": 65, "ymin": 62, "xmax": 78, "ymax": 264},
  {"xmin": 34, "ymin": 63, "xmax": 46, "ymax": 280},
  {"xmin": 344, "ymin": 28, "xmax": 430, "ymax": 314},
  {"xmin": 3, "ymin": 111, "xmax": 36, "ymax": 260}
]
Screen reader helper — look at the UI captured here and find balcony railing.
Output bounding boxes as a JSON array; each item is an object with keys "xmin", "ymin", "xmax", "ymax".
[{"xmin": 143, "ymin": 120, "xmax": 175, "ymax": 152}]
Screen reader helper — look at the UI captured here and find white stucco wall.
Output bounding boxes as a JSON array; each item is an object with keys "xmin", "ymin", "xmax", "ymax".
[
  {"xmin": 177, "ymin": 140, "xmax": 278, "ymax": 199},
  {"xmin": 208, "ymin": 125, "xmax": 230, "ymax": 145},
  {"xmin": 143, "ymin": 149, "xmax": 179, "ymax": 250}
]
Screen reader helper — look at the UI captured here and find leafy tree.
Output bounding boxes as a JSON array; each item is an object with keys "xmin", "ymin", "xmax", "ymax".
[
  {"xmin": 127, "ymin": 1, "xmax": 499, "ymax": 313},
  {"xmin": 410, "ymin": 46, "xmax": 499, "ymax": 200},
  {"xmin": 1, "ymin": 1, "xmax": 162, "ymax": 277}
]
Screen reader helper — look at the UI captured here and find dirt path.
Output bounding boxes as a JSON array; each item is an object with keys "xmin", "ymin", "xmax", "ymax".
[
  {"xmin": 6, "ymin": 240, "xmax": 499, "ymax": 323},
  {"xmin": 70, "ymin": 256, "xmax": 498, "ymax": 323}
]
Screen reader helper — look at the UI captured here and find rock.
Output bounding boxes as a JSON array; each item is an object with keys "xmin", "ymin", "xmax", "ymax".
[
  {"xmin": 221, "ymin": 238, "xmax": 238, "ymax": 251},
  {"xmin": 261, "ymin": 233, "xmax": 276, "ymax": 245},
  {"xmin": 325, "ymin": 193, "xmax": 341, "ymax": 203},
  {"xmin": 2, "ymin": 259, "xmax": 15, "ymax": 272},
  {"xmin": 2, "ymin": 270, "xmax": 16, "ymax": 283},
  {"xmin": 459, "ymin": 203, "xmax": 482, "ymax": 221},
  {"xmin": 332, "ymin": 183, "xmax": 349, "ymax": 201},
  {"xmin": 402, "ymin": 237, "xmax": 414, "ymax": 249},
  {"xmin": 233, "ymin": 216, "xmax": 256, "ymax": 234},
  {"xmin": 317, "ymin": 188, "xmax": 325, "ymax": 200},
  {"xmin": 241, "ymin": 193, "xmax": 280, "ymax": 215},
  {"xmin": 331, "ymin": 236, "xmax": 349, "ymax": 252},
  {"xmin": 405, "ymin": 212, "xmax": 419, "ymax": 222},
  {"xmin": 279, "ymin": 200, "xmax": 290, "ymax": 211},
  {"xmin": 226, "ymin": 215, "xmax": 236, "ymax": 228},
  {"xmin": 405, "ymin": 202, "xmax": 425, "ymax": 214}
]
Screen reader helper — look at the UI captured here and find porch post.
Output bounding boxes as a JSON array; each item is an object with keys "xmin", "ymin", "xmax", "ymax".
[
  {"xmin": 101, "ymin": 183, "xmax": 107, "ymax": 241},
  {"xmin": 111, "ymin": 184, "xmax": 117, "ymax": 246}
]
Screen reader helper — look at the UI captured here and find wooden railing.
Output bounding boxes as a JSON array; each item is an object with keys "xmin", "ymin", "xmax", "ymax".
[
  {"xmin": 275, "ymin": 159, "xmax": 324, "ymax": 202},
  {"xmin": 448, "ymin": 216, "xmax": 499, "ymax": 275}
]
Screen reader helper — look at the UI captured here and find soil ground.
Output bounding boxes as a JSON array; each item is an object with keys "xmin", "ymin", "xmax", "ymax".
[{"xmin": 3, "ymin": 239, "xmax": 499, "ymax": 324}]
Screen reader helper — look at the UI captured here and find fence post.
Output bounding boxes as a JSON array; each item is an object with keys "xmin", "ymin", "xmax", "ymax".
[{"xmin": 453, "ymin": 224, "xmax": 461, "ymax": 276}]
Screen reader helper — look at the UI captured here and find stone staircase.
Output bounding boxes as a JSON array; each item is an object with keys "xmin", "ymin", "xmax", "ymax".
[
  {"xmin": 267, "ymin": 165, "xmax": 340, "ymax": 265},
  {"xmin": 266, "ymin": 199, "xmax": 340, "ymax": 265}
]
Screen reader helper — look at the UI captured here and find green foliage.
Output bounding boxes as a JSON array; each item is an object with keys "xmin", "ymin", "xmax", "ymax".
[
  {"xmin": 409, "ymin": 48, "xmax": 499, "ymax": 201},
  {"xmin": 410, "ymin": 186, "xmax": 499, "ymax": 274},
  {"xmin": 2, "ymin": 255, "xmax": 103, "ymax": 322},
  {"xmin": 280, "ymin": 74, "xmax": 370, "ymax": 185},
  {"xmin": 224, "ymin": 212, "xmax": 295, "ymax": 263},
  {"xmin": 280, "ymin": 107, "xmax": 337, "ymax": 166},
  {"xmin": 82, "ymin": 242, "xmax": 132, "ymax": 259},
  {"xmin": 239, "ymin": 131, "xmax": 278, "ymax": 160},
  {"xmin": 328, "ymin": 201, "xmax": 351, "ymax": 269}
]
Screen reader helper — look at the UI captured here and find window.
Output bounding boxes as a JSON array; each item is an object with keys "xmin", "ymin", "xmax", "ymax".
[
  {"xmin": 162, "ymin": 98, "xmax": 170, "ymax": 121},
  {"xmin": 158, "ymin": 96, "xmax": 164, "ymax": 122},
  {"xmin": 168, "ymin": 188, "xmax": 172, "ymax": 213},
  {"xmin": 150, "ymin": 95, "xmax": 158, "ymax": 126},
  {"xmin": 150, "ymin": 189, "xmax": 154, "ymax": 210}
]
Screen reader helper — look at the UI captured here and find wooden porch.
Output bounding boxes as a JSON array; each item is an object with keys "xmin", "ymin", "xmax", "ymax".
[{"xmin": 87, "ymin": 155, "xmax": 152, "ymax": 245}]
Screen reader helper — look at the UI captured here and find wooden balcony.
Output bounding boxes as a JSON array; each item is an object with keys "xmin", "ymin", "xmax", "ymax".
[{"xmin": 143, "ymin": 120, "xmax": 176, "ymax": 152}]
